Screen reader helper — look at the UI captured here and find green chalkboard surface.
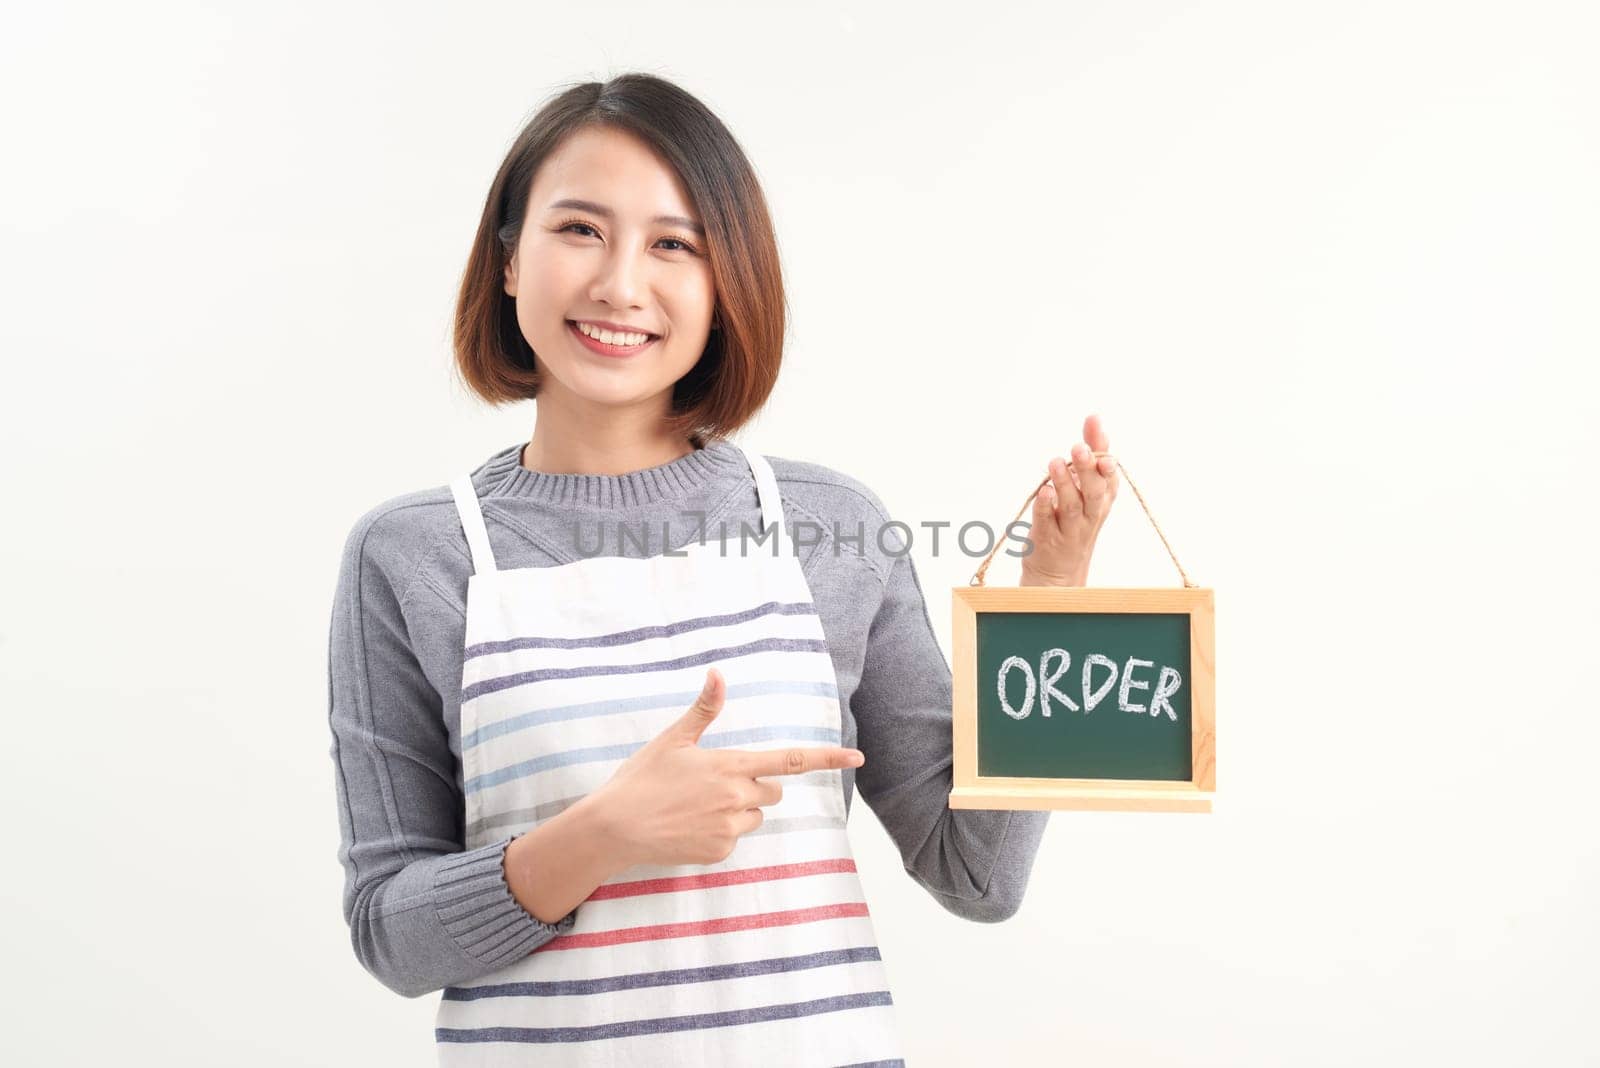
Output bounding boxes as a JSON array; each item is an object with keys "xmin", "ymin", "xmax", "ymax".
[{"xmin": 976, "ymin": 611, "xmax": 1192, "ymax": 780}]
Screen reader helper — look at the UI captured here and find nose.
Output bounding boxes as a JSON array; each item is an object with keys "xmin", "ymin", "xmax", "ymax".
[{"xmin": 588, "ymin": 242, "xmax": 645, "ymax": 310}]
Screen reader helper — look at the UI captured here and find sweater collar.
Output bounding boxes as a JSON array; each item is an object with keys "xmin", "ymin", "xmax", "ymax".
[{"xmin": 479, "ymin": 437, "xmax": 750, "ymax": 508}]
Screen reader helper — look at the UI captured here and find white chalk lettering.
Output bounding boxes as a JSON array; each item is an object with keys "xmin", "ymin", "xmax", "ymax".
[
  {"xmin": 1118, "ymin": 656, "xmax": 1154, "ymax": 713},
  {"xmin": 998, "ymin": 656, "xmax": 1035, "ymax": 719},
  {"xmin": 1039, "ymin": 648, "xmax": 1077, "ymax": 716},
  {"xmin": 1151, "ymin": 665, "xmax": 1182, "ymax": 720},
  {"xmin": 1082, "ymin": 654, "xmax": 1118, "ymax": 712},
  {"xmin": 993, "ymin": 650, "xmax": 1184, "ymax": 722}
]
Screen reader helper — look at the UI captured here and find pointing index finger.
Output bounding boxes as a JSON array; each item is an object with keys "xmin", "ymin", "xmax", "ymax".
[{"xmin": 733, "ymin": 746, "xmax": 864, "ymax": 778}]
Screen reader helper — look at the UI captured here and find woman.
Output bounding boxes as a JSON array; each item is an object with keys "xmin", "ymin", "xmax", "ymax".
[{"xmin": 327, "ymin": 72, "xmax": 1118, "ymax": 1066}]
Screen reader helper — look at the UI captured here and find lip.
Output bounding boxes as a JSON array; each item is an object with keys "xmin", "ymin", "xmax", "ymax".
[{"xmin": 567, "ymin": 319, "xmax": 659, "ymax": 358}]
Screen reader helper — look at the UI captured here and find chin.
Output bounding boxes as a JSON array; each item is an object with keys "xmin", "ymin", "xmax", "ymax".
[{"xmin": 552, "ymin": 367, "xmax": 673, "ymax": 408}]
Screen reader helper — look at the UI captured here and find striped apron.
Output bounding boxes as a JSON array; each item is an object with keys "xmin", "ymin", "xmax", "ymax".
[{"xmin": 435, "ymin": 442, "xmax": 905, "ymax": 1066}]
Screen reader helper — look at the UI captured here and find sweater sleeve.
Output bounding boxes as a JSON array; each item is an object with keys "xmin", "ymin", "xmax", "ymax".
[
  {"xmin": 850, "ymin": 546, "xmax": 1051, "ymax": 923},
  {"xmin": 326, "ymin": 513, "xmax": 576, "ymax": 999}
]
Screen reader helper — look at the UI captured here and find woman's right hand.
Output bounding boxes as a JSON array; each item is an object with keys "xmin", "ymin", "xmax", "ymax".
[{"xmin": 590, "ymin": 667, "xmax": 865, "ymax": 869}]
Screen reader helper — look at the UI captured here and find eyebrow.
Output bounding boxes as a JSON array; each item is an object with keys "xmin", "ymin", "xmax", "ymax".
[{"xmin": 546, "ymin": 197, "xmax": 706, "ymax": 237}]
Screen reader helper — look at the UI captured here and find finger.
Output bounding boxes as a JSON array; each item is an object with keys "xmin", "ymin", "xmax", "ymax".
[
  {"xmin": 669, "ymin": 668, "xmax": 724, "ymax": 745},
  {"xmin": 1049, "ymin": 456, "xmax": 1084, "ymax": 517},
  {"xmin": 735, "ymin": 807, "xmax": 765, "ymax": 835},
  {"xmin": 1032, "ymin": 476, "xmax": 1058, "ymax": 529},
  {"xmin": 751, "ymin": 778, "xmax": 784, "ymax": 807},
  {"xmin": 1096, "ymin": 453, "xmax": 1119, "ymax": 503},
  {"xmin": 1083, "ymin": 412, "xmax": 1110, "ymax": 453},
  {"xmin": 1084, "ymin": 413, "xmax": 1117, "ymax": 489},
  {"xmin": 1071, "ymin": 442, "xmax": 1109, "ymax": 517},
  {"xmin": 731, "ymin": 746, "xmax": 864, "ymax": 778}
]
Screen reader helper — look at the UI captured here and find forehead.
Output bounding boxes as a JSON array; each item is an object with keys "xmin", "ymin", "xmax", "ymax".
[{"xmin": 530, "ymin": 125, "xmax": 697, "ymax": 220}]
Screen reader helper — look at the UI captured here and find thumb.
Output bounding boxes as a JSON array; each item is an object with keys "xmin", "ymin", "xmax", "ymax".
[{"xmin": 668, "ymin": 667, "xmax": 724, "ymax": 746}]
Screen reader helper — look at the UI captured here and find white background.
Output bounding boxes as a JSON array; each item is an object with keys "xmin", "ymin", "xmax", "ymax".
[{"xmin": 3, "ymin": 2, "xmax": 1597, "ymax": 1064}]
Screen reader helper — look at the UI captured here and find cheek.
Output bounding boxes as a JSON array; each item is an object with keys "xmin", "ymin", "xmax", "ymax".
[
  {"xmin": 520, "ymin": 251, "xmax": 580, "ymax": 301},
  {"xmin": 664, "ymin": 271, "xmax": 717, "ymax": 321}
]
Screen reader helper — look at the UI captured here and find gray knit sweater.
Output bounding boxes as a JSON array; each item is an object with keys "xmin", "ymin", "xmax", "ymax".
[{"xmin": 326, "ymin": 438, "xmax": 1049, "ymax": 998}]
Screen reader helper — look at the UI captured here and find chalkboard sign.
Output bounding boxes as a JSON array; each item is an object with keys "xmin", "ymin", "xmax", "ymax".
[{"xmin": 950, "ymin": 586, "xmax": 1215, "ymax": 813}]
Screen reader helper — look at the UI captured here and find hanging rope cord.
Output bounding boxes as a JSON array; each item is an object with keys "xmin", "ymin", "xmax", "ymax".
[{"xmin": 969, "ymin": 452, "xmax": 1196, "ymax": 588}]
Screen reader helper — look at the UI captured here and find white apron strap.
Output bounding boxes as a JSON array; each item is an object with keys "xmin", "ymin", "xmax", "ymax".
[
  {"xmin": 736, "ymin": 443, "xmax": 786, "ymax": 545},
  {"xmin": 449, "ymin": 474, "xmax": 498, "ymax": 575}
]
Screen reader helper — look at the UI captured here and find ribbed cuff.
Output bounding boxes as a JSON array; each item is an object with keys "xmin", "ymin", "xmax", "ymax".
[{"xmin": 433, "ymin": 838, "xmax": 577, "ymax": 967}]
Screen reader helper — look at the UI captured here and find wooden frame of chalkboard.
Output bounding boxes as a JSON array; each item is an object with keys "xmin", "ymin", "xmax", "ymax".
[{"xmin": 949, "ymin": 586, "xmax": 1215, "ymax": 813}]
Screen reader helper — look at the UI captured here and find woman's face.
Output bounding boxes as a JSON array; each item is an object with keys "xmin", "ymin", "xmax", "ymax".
[{"xmin": 504, "ymin": 125, "xmax": 715, "ymax": 416}]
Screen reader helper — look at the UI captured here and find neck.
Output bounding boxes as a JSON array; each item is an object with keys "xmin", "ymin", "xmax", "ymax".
[{"xmin": 522, "ymin": 395, "xmax": 700, "ymax": 476}]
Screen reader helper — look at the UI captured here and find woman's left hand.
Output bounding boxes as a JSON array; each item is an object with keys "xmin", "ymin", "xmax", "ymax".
[{"xmin": 1018, "ymin": 413, "xmax": 1118, "ymax": 588}]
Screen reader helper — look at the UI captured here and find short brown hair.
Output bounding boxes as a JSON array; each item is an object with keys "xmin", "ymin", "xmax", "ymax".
[{"xmin": 453, "ymin": 73, "xmax": 786, "ymax": 442}]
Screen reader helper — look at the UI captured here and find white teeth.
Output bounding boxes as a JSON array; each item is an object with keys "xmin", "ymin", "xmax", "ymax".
[{"xmin": 576, "ymin": 321, "xmax": 651, "ymax": 346}]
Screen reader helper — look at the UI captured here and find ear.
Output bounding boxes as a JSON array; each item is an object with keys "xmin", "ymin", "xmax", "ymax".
[{"xmin": 503, "ymin": 252, "xmax": 519, "ymax": 297}]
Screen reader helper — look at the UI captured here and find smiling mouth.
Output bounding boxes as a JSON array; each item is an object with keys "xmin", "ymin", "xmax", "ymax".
[{"xmin": 566, "ymin": 320, "xmax": 660, "ymax": 358}]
